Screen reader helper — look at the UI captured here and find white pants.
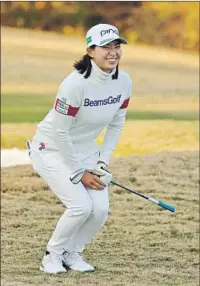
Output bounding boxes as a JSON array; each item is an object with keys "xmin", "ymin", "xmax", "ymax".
[{"xmin": 30, "ymin": 141, "xmax": 109, "ymax": 254}]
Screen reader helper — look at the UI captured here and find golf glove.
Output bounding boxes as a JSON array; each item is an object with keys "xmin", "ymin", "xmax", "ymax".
[{"xmin": 91, "ymin": 162, "xmax": 112, "ymax": 186}]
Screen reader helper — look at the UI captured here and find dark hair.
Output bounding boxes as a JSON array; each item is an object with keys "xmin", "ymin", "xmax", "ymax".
[{"xmin": 73, "ymin": 46, "xmax": 119, "ymax": 80}]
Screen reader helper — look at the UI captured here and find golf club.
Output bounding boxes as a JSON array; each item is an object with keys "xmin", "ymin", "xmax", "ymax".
[{"xmin": 110, "ymin": 180, "xmax": 176, "ymax": 212}]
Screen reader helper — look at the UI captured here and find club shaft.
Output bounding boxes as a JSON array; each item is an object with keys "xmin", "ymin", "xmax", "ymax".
[{"xmin": 110, "ymin": 180, "xmax": 175, "ymax": 212}]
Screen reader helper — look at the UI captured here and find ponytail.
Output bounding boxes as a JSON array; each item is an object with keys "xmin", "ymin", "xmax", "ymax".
[{"xmin": 73, "ymin": 54, "xmax": 92, "ymax": 79}]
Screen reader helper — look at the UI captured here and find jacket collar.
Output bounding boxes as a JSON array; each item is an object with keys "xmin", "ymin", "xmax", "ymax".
[{"xmin": 90, "ymin": 60, "xmax": 116, "ymax": 83}]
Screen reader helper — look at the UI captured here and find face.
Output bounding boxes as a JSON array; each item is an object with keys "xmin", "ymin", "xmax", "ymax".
[{"xmin": 88, "ymin": 40, "xmax": 122, "ymax": 73}]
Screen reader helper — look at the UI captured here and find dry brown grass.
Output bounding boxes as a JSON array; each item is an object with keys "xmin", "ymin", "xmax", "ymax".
[{"xmin": 1, "ymin": 151, "xmax": 199, "ymax": 286}]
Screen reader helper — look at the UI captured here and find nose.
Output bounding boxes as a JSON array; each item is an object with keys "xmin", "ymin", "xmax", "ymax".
[{"xmin": 108, "ymin": 48, "xmax": 117, "ymax": 55}]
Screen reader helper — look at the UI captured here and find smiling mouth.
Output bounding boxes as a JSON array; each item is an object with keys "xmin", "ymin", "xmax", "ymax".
[{"xmin": 106, "ymin": 58, "xmax": 118, "ymax": 63}]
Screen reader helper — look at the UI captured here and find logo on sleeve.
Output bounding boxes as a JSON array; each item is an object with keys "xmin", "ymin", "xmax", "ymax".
[
  {"xmin": 55, "ymin": 98, "xmax": 69, "ymax": 115},
  {"xmin": 84, "ymin": 95, "xmax": 121, "ymax": 107},
  {"xmin": 54, "ymin": 98, "xmax": 79, "ymax": 117},
  {"xmin": 61, "ymin": 97, "xmax": 67, "ymax": 104}
]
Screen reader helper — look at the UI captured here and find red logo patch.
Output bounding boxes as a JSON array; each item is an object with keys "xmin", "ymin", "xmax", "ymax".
[{"xmin": 39, "ymin": 142, "xmax": 46, "ymax": 150}]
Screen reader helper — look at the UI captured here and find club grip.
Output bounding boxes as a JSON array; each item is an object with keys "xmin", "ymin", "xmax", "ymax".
[{"xmin": 158, "ymin": 201, "xmax": 176, "ymax": 212}]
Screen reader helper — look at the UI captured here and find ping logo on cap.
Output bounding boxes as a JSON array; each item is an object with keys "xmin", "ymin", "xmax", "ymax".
[
  {"xmin": 100, "ymin": 29, "xmax": 119, "ymax": 37},
  {"xmin": 86, "ymin": 24, "xmax": 127, "ymax": 47}
]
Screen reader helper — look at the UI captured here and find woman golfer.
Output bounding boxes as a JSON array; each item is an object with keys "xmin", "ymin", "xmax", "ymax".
[{"xmin": 29, "ymin": 23, "xmax": 132, "ymax": 274}]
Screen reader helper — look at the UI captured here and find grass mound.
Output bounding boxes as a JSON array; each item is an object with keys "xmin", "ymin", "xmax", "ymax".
[{"xmin": 1, "ymin": 151, "xmax": 199, "ymax": 286}]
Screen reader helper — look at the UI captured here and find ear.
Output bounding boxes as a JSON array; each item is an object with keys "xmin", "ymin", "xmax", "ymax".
[{"xmin": 87, "ymin": 47, "xmax": 95, "ymax": 58}]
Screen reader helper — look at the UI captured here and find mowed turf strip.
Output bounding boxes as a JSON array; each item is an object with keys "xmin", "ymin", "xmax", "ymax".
[
  {"xmin": 1, "ymin": 93, "xmax": 199, "ymax": 123},
  {"xmin": 1, "ymin": 151, "xmax": 199, "ymax": 286}
]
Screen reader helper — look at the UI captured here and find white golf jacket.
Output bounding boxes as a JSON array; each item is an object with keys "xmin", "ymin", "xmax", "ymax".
[{"xmin": 33, "ymin": 60, "xmax": 132, "ymax": 177}]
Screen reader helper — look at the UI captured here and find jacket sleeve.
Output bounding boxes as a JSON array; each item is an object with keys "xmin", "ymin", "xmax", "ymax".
[
  {"xmin": 52, "ymin": 76, "xmax": 85, "ymax": 176},
  {"xmin": 98, "ymin": 79, "xmax": 132, "ymax": 165}
]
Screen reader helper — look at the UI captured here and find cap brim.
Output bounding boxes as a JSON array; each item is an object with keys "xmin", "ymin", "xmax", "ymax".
[
  {"xmin": 98, "ymin": 36, "xmax": 128, "ymax": 46},
  {"xmin": 118, "ymin": 37, "xmax": 128, "ymax": 44}
]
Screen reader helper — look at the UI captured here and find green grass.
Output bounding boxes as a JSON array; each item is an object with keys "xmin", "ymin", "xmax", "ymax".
[
  {"xmin": 1, "ymin": 151, "xmax": 199, "ymax": 286},
  {"xmin": 126, "ymin": 111, "xmax": 198, "ymax": 121},
  {"xmin": 2, "ymin": 93, "xmax": 199, "ymax": 123},
  {"xmin": 1, "ymin": 93, "xmax": 54, "ymax": 123}
]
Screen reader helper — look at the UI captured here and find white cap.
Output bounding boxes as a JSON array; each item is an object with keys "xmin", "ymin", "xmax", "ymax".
[{"xmin": 86, "ymin": 24, "xmax": 128, "ymax": 47}]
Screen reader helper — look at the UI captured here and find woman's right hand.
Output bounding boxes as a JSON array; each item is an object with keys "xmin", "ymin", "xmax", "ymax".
[{"xmin": 81, "ymin": 171, "xmax": 106, "ymax": 190}]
